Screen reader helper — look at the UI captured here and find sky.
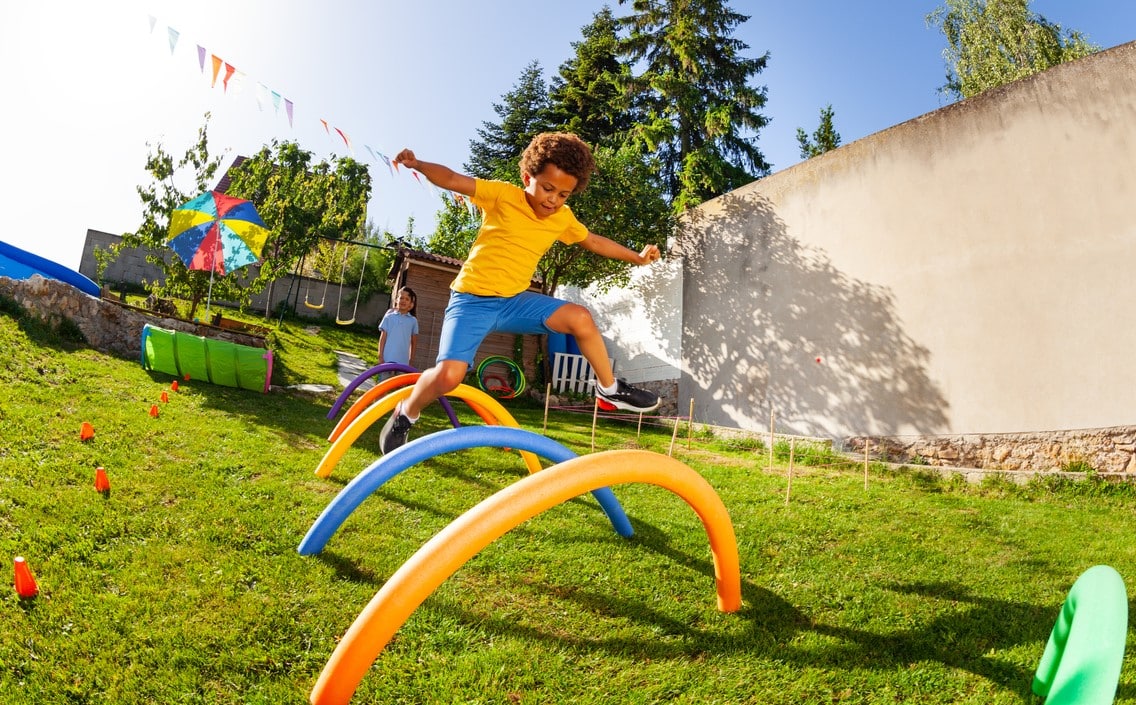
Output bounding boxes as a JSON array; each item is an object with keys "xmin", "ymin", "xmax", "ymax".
[{"xmin": 2, "ymin": 1, "xmax": 1133, "ymax": 271}]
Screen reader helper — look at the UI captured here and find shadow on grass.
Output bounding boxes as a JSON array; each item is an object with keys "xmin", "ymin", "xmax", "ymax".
[{"xmin": 399, "ymin": 516, "xmax": 1103, "ymax": 701}]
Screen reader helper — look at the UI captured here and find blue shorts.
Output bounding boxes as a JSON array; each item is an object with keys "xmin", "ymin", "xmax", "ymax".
[{"xmin": 437, "ymin": 290, "xmax": 567, "ymax": 366}]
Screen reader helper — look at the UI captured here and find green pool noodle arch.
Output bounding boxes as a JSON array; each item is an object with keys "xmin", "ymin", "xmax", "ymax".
[
  {"xmin": 1032, "ymin": 564, "xmax": 1127, "ymax": 705},
  {"xmin": 141, "ymin": 324, "xmax": 273, "ymax": 393}
]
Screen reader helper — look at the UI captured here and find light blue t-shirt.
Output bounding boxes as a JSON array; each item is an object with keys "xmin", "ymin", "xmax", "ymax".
[{"xmin": 379, "ymin": 310, "xmax": 418, "ymax": 365}]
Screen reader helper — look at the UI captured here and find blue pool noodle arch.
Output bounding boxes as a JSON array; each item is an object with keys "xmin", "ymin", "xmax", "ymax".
[{"xmin": 299, "ymin": 426, "xmax": 634, "ymax": 555}]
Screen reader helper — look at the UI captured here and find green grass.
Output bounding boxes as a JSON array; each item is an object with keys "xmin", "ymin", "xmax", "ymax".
[{"xmin": 2, "ymin": 300, "xmax": 1136, "ymax": 704}]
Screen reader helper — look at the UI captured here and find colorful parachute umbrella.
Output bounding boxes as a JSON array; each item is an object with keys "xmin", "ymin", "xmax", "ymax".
[{"xmin": 167, "ymin": 191, "xmax": 270, "ymax": 315}]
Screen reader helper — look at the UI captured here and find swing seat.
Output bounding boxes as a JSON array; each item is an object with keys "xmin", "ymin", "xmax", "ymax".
[
  {"xmin": 335, "ymin": 316, "xmax": 356, "ymax": 326},
  {"xmin": 304, "ymin": 299, "xmax": 326, "ymax": 310}
]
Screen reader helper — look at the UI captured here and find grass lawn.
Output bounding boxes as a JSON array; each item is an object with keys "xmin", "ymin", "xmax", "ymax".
[{"xmin": 1, "ymin": 297, "xmax": 1135, "ymax": 704}]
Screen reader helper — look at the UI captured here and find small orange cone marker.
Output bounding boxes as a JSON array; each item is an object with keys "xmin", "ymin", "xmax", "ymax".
[
  {"xmin": 183, "ymin": 373, "xmax": 190, "ymax": 381},
  {"xmin": 94, "ymin": 467, "xmax": 111, "ymax": 493},
  {"xmin": 149, "ymin": 404, "xmax": 160, "ymax": 418},
  {"xmin": 171, "ymin": 380, "xmax": 179, "ymax": 392},
  {"xmin": 80, "ymin": 422, "xmax": 95, "ymax": 441},
  {"xmin": 13, "ymin": 557, "xmax": 38, "ymax": 598},
  {"xmin": 160, "ymin": 391, "xmax": 169, "ymax": 403}
]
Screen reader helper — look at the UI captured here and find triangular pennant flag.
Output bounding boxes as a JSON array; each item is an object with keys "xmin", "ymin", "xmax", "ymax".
[
  {"xmin": 379, "ymin": 153, "xmax": 393, "ymax": 177},
  {"xmin": 334, "ymin": 127, "xmax": 351, "ymax": 150},
  {"xmin": 412, "ymin": 171, "xmax": 423, "ymax": 186},
  {"xmin": 285, "ymin": 99, "xmax": 294, "ymax": 127},
  {"xmin": 255, "ymin": 83, "xmax": 269, "ymax": 111},
  {"xmin": 271, "ymin": 90, "xmax": 282, "ymax": 114},
  {"xmin": 365, "ymin": 145, "xmax": 378, "ymax": 161},
  {"xmin": 229, "ymin": 70, "xmax": 247, "ymax": 95},
  {"xmin": 197, "ymin": 45, "xmax": 206, "ymax": 73},
  {"xmin": 167, "ymin": 27, "xmax": 180, "ymax": 55},
  {"xmin": 211, "ymin": 55, "xmax": 222, "ymax": 87},
  {"xmin": 320, "ymin": 119, "xmax": 329, "ymax": 134},
  {"xmin": 222, "ymin": 62, "xmax": 237, "ymax": 92},
  {"xmin": 148, "ymin": 15, "xmax": 157, "ymax": 33}
]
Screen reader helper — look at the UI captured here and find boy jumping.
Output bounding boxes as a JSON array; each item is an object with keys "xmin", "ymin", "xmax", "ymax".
[{"xmin": 381, "ymin": 132, "xmax": 661, "ymax": 454}]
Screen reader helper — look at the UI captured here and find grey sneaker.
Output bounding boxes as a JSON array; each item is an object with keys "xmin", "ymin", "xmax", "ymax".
[
  {"xmin": 380, "ymin": 405, "xmax": 414, "ymax": 454},
  {"xmin": 597, "ymin": 378, "xmax": 660, "ymax": 413}
]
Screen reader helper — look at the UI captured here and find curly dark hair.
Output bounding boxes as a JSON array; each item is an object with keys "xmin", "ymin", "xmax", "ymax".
[{"xmin": 519, "ymin": 132, "xmax": 596, "ymax": 193}]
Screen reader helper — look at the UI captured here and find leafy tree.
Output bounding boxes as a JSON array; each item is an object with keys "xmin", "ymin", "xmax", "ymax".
[
  {"xmin": 927, "ymin": 0, "xmax": 1099, "ymax": 100},
  {"xmin": 466, "ymin": 61, "xmax": 553, "ymax": 180},
  {"xmin": 548, "ymin": 8, "xmax": 637, "ymax": 147},
  {"xmin": 109, "ymin": 114, "xmax": 237, "ymax": 319},
  {"xmin": 796, "ymin": 104, "xmax": 842, "ymax": 159},
  {"xmin": 425, "ymin": 194, "xmax": 481, "ymax": 260},
  {"xmin": 539, "ymin": 143, "xmax": 674, "ymax": 295},
  {"xmin": 617, "ymin": 0, "xmax": 770, "ymax": 211},
  {"xmin": 224, "ymin": 140, "xmax": 371, "ymax": 312}
]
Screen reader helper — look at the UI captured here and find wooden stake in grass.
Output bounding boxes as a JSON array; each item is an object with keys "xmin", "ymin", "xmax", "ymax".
[
  {"xmin": 668, "ymin": 416, "xmax": 680, "ymax": 457},
  {"xmin": 687, "ymin": 398, "xmax": 694, "ymax": 450},
  {"xmin": 864, "ymin": 438, "xmax": 871, "ymax": 490},
  {"xmin": 768, "ymin": 409, "xmax": 775, "ymax": 472},
  {"xmin": 543, "ymin": 382, "xmax": 551, "ymax": 433},
  {"xmin": 591, "ymin": 396, "xmax": 599, "ymax": 452},
  {"xmin": 785, "ymin": 437, "xmax": 795, "ymax": 505},
  {"xmin": 636, "ymin": 412, "xmax": 643, "ymax": 442}
]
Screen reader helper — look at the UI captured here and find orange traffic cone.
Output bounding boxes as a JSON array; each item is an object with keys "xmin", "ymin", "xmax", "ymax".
[
  {"xmin": 160, "ymin": 391, "xmax": 169, "ymax": 403},
  {"xmin": 149, "ymin": 404, "xmax": 160, "ymax": 418},
  {"xmin": 13, "ymin": 557, "xmax": 38, "ymax": 599},
  {"xmin": 94, "ymin": 467, "xmax": 111, "ymax": 494},
  {"xmin": 80, "ymin": 422, "xmax": 94, "ymax": 441},
  {"xmin": 183, "ymin": 374, "xmax": 190, "ymax": 381},
  {"xmin": 170, "ymin": 380, "xmax": 179, "ymax": 392}
]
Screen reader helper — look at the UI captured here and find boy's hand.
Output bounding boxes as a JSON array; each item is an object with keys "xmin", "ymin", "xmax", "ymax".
[
  {"xmin": 638, "ymin": 244, "xmax": 662, "ymax": 265},
  {"xmin": 393, "ymin": 149, "xmax": 419, "ymax": 170}
]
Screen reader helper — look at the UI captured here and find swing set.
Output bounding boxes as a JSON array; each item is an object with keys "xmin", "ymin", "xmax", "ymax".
[{"xmin": 297, "ymin": 239, "xmax": 372, "ymax": 325}]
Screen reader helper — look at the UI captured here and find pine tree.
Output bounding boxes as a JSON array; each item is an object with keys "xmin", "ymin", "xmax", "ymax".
[
  {"xmin": 617, "ymin": 0, "xmax": 770, "ymax": 211},
  {"xmin": 465, "ymin": 61, "xmax": 553, "ymax": 180},
  {"xmin": 548, "ymin": 8, "xmax": 637, "ymax": 147},
  {"xmin": 796, "ymin": 104, "xmax": 842, "ymax": 160}
]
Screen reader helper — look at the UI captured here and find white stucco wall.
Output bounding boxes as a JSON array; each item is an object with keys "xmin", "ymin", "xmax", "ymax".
[
  {"xmin": 559, "ymin": 254, "xmax": 682, "ymax": 384},
  {"xmin": 678, "ymin": 40, "xmax": 1136, "ymax": 439}
]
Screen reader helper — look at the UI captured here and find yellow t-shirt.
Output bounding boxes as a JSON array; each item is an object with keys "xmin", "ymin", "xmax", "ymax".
[{"xmin": 451, "ymin": 178, "xmax": 589, "ymax": 297}]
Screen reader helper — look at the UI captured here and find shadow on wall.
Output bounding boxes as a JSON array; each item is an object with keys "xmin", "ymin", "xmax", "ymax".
[{"xmin": 679, "ymin": 188, "xmax": 950, "ymax": 439}]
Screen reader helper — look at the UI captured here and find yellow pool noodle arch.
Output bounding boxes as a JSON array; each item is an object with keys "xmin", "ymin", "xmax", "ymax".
[
  {"xmin": 314, "ymin": 383, "xmax": 540, "ymax": 479},
  {"xmin": 309, "ymin": 449, "xmax": 741, "ymax": 705},
  {"xmin": 328, "ymin": 374, "xmax": 498, "ymax": 443}
]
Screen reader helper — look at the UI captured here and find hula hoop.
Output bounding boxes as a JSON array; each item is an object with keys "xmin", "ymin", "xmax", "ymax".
[{"xmin": 476, "ymin": 355, "xmax": 526, "ymax": 399}]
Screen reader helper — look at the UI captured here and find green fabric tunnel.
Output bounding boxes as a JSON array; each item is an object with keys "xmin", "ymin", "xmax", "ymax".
[{"xmin": 141, "ymin": 324, "xmax": 273, "ymax": 393}]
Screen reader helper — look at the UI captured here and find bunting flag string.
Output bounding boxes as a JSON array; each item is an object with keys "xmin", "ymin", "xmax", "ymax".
[{"xmin": 143, "ymin": 13, "xmax": 471, "ymax": 218}]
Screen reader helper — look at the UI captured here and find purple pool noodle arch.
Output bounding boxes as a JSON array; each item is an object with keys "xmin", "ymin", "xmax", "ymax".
[
  {"xmin": 298, "ymin": 426, "xmax": 633, "ymax": 555},
  {"xmin": 327, "ymin": 362, "xmax": 460, "ymax": 427}
]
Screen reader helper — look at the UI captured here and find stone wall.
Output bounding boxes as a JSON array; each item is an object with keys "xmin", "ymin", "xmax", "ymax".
[
  {"xmin": 848, "ymin": 427, "xmax": 1136, "ymax": 474},
  {"xmin": 0, "ymin": 276, "xmax": 268, "ymax": 360}
]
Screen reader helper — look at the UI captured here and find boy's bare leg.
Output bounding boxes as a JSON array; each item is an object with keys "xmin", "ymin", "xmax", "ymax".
[
  {"xmin": 402, "ymin": 360, "xmax": 469, "ymax": 418},
  {"xmin": 546, "ymin": 303, "xmax": 615, "ymax": 387},
  {"xmin": 546, "ymin": 301, "xmax": 660, "ymax": 413},
  {"xmin": 381, "ymin": 359, "xmax": 468, "ymax": 454}
]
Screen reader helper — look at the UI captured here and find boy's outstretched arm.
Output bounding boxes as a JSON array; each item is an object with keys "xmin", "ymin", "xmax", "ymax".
[
  {"xmin": 392, "ymin": 149, "xmax": 476, "ymax": 196},
  {"xmin": 579, "ymin": 232, "xmax": 661, "ymax": 266}
]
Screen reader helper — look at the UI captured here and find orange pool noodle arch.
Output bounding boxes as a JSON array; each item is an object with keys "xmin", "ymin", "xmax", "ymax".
[
  {"xmin": 309, "ymin": 450, "xmax": 741, "ymax": 705},
  {"xmin": 314, "ymin": 383, "xmax": 537, "ymax": 479}
]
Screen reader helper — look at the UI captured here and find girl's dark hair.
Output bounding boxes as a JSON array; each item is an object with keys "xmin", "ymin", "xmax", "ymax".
[
  {"xmin": 399, "ymin": 286, "xmax": 417, "ymax": 317},
  {"xmin": 519, "ymin": 132, "xmax": 596, "ymax": 193}
]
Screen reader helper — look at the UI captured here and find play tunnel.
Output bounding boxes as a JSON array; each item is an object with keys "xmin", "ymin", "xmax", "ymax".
[{"xmin": 141, "ymin": 324, "xmax": 273, "ymax": 393}]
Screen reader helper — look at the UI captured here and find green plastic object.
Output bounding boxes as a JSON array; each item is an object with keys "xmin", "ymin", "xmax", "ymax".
[
  {"xmin": 1032, "ymin": 565, "xmax": 1127, "ymax": 704},
  {"xmin": 141, "ymin": 324, "xmax": 273, "ymax": 393}
]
